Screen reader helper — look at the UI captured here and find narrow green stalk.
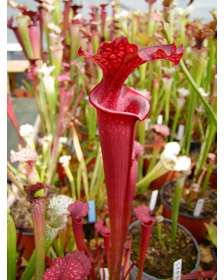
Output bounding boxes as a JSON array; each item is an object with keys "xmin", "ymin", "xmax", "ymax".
[
  {"xmin": 77, "ymin": 161, "xmax": 82, "ymax": 200},
  {"xmin": 205, "ymin": 37, "xmax": 215, "ymax": 92},
  {"xmin": 157, "ymin": 223, "xmax": 167, "ymax": 253},
  {"xmin": 194, "ymin": 120, "xmax": 216, "ymax": 178},
  {"xmin": 38, "ymin": 74, "xmax": 52, "ymax": 134},
  {"xmin": 65, "ymin": 166, "xmax": 76, "ymax": 201},
  {"xmin": 137, "ymin": 120, "xmax": 146, "ymax": 180},
  {"xmin": 137, "ymin": 160, "xmax": 168, "ymax": 194},
  {"xmin": 58, "ymin": 228, "xmax": 66, "ymax": 257},
  {"xmin": 7, "ymin": 211, "xmax": 17, "ymax": 280},
  {"xmin": 139, "ymin": 64, "xmax": 147, "ymax": 89},
  {"xmin": 20, "ymin": 251, "xmax": 36, "ymax": 280},
  {"xmin": 48, "ymin": 245, "xmax": 57, "ymax": 260},
  {"xmin": 163, "ymin": 23, "xmax": 217, "ymax": 125},
  {"xmin": 200, "ymin": 163, "xmax": 213, "ymax": 196},
  {"xmin": 164, "ymin": 86, "xmax": 170, "ymax": 126},
  {"xmin": 90, "ymin": 149, "xmax": 102, "ymax": 198},
  {"xmin": 147, "ymin": 4, "xmax": 153, "ymax": 37},
  {"xmin": 53, "ymin": 0, "xmax": 60, "ymax": 26},
  {"xmin": 171, "ymin": 177, "xmax": 185, "ymax": 245},
  {"xmin": 179, "ymin": 59, "xmax": 216, "ymax": 125},
  {"xmin": 146, "ymin": 63, "xmax": 153, "ymax": 91},
  {"xmin": 183, "ymin": 50, "xmax": 206, "ymax": 155},
  {"xmin": 146, "ymin": 144, "xmax": 160, "ymax": 175},
  {"xmin": 150, "ymin": 80, "xmax": 159, "ymax": 119},
  {"xmin": 170, "ymin": 107, "xmax": 180, "ymax": 141}
]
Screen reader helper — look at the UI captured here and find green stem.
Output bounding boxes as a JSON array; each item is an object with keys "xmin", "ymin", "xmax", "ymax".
[
  {"xmin": 137, "ymin": 160, "xmax": 168, "ymax": 194},
  {"xmin": 171, "ymin": 177, "xmax": 185, "ymax": 245},
  {"xmin": 170, "ymin": 107, "xmax": 180, "ymax": 142},
  {"xmin": 137, "ymin": 120, "xmax": 146, "ymax": 180},
  {"xmin": 163, "ymin": 22, "xmax": 217, "ymax": 126},
  {"xmin": 65, "ymin": 166, "xmax": 76, "ymax": 201},
  {"xmin": 164, "ymin": 86, "xmax": 170, "ymax": 126},
  {"xmin": 157, "ymin": 223, "xmax": 167, "ymax": 253},
  {"xmin": 7, "ymin": 212, "xmax": 17, "ymax": 280},
  {"xmin": 179, "ymin": 59, "xmax": 216, "ymax": 126},
  {"xmin": 200, "ymin": 163, "xmax": 213, "ymax": 196}
]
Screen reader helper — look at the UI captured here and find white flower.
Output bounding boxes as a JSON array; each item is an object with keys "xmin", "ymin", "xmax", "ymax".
[
  {"xmin": 73, "ymin": 13, "xmax": 82, "ymax": 20},
  {"xmin": 115, "ymin": 10, "xmax": 129, "ymax": 19},
  {"xmin": 59, "ymin": 137, "xmax": 67, "ymax": 144},
  {"xmin": 59, "ymin": 155, "xmax": 71, "ymax": 168},
  {"xmin": 175, "ymin": 4, "xmax": 194, "ymax": 17},
  {"xmin": 20, "ymin": 124, "xmax": 34, "ymax": 138},
  {"xmin": 162, "ymin": 67, "xmax": 175, "ymax": 75},
  {"xmin": 48, "ymin": 22, "xmax": 61, "ymax": 34},
  {"xmin": 156, "ymin": 216, "xmax": 164, "ymax": 223},
  {"xmin": 177, "ymin": 87, "xmax": 190, "ymax": 97},
  {"xmin": 161, "ymin": 142, "xmax": 181, "ymax": 170},
  {"xmin": 10, "ymin": 150, "xmax": 16, "ymax": 155},
  {"xmin": 36, "ymin": 63, "xmax": 55, "ymax": 76},
  {"xmin": 165, "ymin": 142, "xmax": 181, "ymax": 156},
  {"xmin": 162, "ymin": 78, "xmax": 174, "ymax": 91},
  {"xmin": 48, "ymin": 195, "xmax": 74, "ymax": 216},
  {"xmin": 199, "ymin": 87, "xmax": 210, "ymax": 97},
  {"xmin": 43, "ymin": 134, "xmax": 53, "ymax": 142},
  {"xmin": 41, "ymin": 2, "xmax": 55, "ymax": 12},
  {"xmin": 174, "ymin": 156, "xmax": 191, "ymax": 172},
  {"xmin": 177, "ymin": 97, "xmax": 186, "ymax": 110},
  {"xmin": 7, "ymin": 0, "xmax": 18, "ymax": 8}
]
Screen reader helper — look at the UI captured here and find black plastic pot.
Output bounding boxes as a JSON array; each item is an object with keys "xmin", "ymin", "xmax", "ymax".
[
  {"xmin": 128, "ymin": 219, "xmax": 200, "ymax": 280},
  {"xmin": 160, "ymin": 180, "xmax": 217, "ymax": 243}
]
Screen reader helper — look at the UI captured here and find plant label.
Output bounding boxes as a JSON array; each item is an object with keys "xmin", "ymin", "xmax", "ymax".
[
  {"xmin": 88, "ymin": 200, "xmax": 96, "ymax": 222},
  {"xmin": 145, "ymin": 118, "xmax": 151, "ymax": 131},
  {"xmin": 176, "ymin": 124, "xmax": 185, "ymax": 140},
  {"xmin": 173, "ymin": 259, "xmax": 182, "ymax": 280},
  {"xmin": 157, "ymin": 114, "xmax": 163, "ymax": 124},
  {"xmin": 193, "ymin": 199, "xmax": 204, "ymax": 217},
  {"xmin": 100, "ymin": 268, "xmax": 109, "ymax": 280},
  {"xmin": 75, "ymin": 106, "xmax": 81, "ymax": 116},
  {"xmin": 149, "ymin": 190, "xmax": 158, "ymax": 211}
]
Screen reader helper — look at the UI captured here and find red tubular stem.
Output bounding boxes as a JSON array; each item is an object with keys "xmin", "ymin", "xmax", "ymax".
[
  {"xmin": 97, "ymin": 109, "xmax": 137, "ymax": 279},
  {"xmin": 31, "ymin": 198, "xmax": 46, "ymax": 280},
  {"xmin": 121, "ymin": 238, "xmax": 132, "ymax": 280},
  {"xmin": 137, "ymin": 220, "xmax": 154, "ymax": 280},
  {"xmin": 102, "ymin": 233, "xmax": 111, "ymax": 272},
  {"xmin": 123, "ymin": 261, "xmax": 137, "ymax": 280},
  {"xmin": 62, "ymin": 0, "xmax": 71, "ymax": 36},
  {"xmin": 45, "ymin": 254, "xmax": 54, "ymax": 268},
  {"xmin": 7, "ymin": 95, "xmax": 25, "ymax": 148},
  {"xmin": 72, "ymin": 218, "xmax": 84, "ymax": 251},
  {"xmin": 124, "ymin": 159, "xmax": 138, "ymax": 242}
]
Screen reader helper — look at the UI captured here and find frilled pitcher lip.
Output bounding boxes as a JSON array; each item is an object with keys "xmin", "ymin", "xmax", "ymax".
[{"xmin": 89, "ymin": 84, "xmax": 150, "ymax": 121}]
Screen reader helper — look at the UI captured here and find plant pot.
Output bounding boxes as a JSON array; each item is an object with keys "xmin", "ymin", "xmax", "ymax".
[
  {"xmin": 129, "ymin": 219, "xmax": 200, "ymax": 280},
  {"xmin": 25, "ymin": 91, "xmax": 33, "ymax": 98},
  {"xmin": 16, "ymin": 231, "xmax": 35, "ymax": 260},
  {"xmin": 14, "ymin": 88, "xmax": 24, "ymax": 98},
  {"xmin": 160, "ymin": 180, "xmax": 217, "ymax": 243}
]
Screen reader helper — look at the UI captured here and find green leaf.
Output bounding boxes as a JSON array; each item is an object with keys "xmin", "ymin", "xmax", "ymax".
[
  {"xmin": 7, "ymin": 212, "xmax": 17, "ymax": 280},
  {"xmin": 205, "ymin": 223, "xmax": 217, "ymax": 247}
]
